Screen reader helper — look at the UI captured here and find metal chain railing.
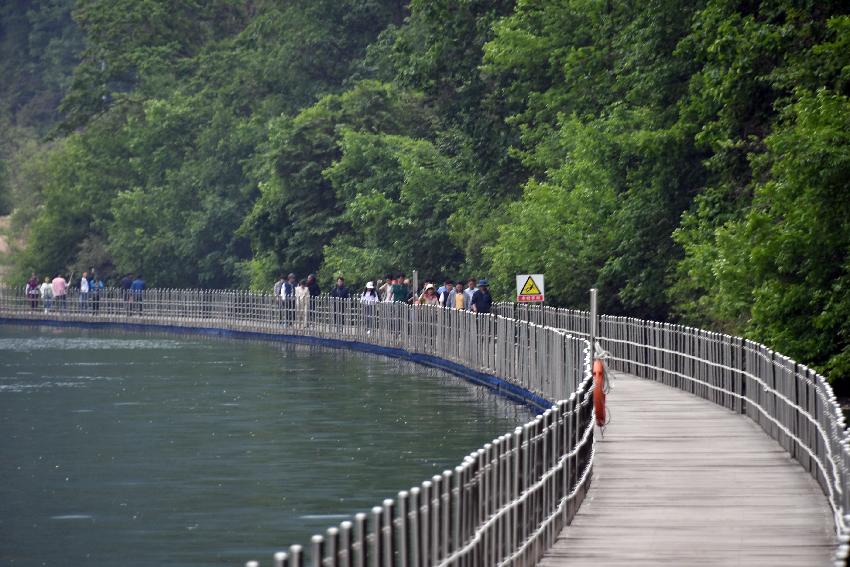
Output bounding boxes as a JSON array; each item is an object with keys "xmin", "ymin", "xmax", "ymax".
[
  {"xmin": 0, "ymin": 286, "xmax": 595, "ymax": 567},
  {"xmin": 496, "ymin": 302, "xmax": 850, "ymax": 564}
]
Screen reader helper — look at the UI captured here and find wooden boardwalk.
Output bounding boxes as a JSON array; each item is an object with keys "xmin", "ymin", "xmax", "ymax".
[{"xmin": 539, "ymin": 371, "xmax": 836, "ymax": 566}]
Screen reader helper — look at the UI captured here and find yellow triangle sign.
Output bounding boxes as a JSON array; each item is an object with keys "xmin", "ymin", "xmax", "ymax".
[{"xmin": 520, "ymin": 276, "xmax": 541, "ymax": 295}]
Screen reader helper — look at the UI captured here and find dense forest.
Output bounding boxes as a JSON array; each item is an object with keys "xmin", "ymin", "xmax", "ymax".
[{"xmin": 1, "ymin": 0, "xmax": 849, "ymax": 389}]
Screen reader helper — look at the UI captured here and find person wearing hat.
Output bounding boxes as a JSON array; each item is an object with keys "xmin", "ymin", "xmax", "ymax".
[
  {"xmin": 361, "ymin": 281, "xmax": 379, "ymax": 304},
  {"xmin": 361, "ymin": 281, "xmax": 379, "ymax": 333},
  {"xmin": 471, "ymin": 279, "xmax": 493, "ymax": 314},
  {"xmin": 419, "ymin": 283, "xmax": 440, "ymax": 305}
]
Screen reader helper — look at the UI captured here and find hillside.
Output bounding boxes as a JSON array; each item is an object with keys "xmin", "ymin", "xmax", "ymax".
[{"xmin": 1, "ymin": 0, "xmax": 849, "ymax": 389}]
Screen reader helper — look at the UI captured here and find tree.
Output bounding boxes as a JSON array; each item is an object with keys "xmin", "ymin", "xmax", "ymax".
[
  {"xmin": 320, "ymin": 129, "xmax": 467, "ymax": 285},
  {"xmin": 240, "ymin": 81, "xmax": 433, "ymax": 287},
  {"xmin": 687, "ymin": 89, "xmax": 850, "ymax": 389}
]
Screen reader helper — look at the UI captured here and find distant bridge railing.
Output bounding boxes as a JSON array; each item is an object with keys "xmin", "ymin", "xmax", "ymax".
[
  {"xmin": 0, "ymin": 286, "xmax": 594, "ymax": 567},
  {"xmin": 495, "ymin": 302, "xmax": 850, "ymax": 563}
]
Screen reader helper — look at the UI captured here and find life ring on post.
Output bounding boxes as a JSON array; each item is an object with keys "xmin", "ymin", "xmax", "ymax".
[{"xmin": 593, "ymin": 358, "xmax": 606, "ymax": 426}]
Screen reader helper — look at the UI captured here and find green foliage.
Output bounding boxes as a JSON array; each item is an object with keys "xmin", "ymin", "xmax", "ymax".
[
  {"xmin": 364, "ymin": 0, "xmax": 526, "ymax": 274},
  {"xmin": 687, "ymin": 89, "xmax": 850, "ymax": 386},
  {"xmin": 6, "ymin": 0, "xmax": 850, "ymax": 389},
  {"xmin": 11, "ymin": 1, "xmax": 404, "ymax": 288},
  {"xmin": 10, "ymin": 109, "xmax": 133, "ymax": 279},
  {"xmin": 668, "ymin": 0, "xmax": 850, "ymax": 388},
  {"xmin": 488, "ymin": 118, "xmax": 618, "ymax": 307},
  {"xmin": 60, "ymin": 0, "xmax": 245, "ymax": 131},
  {"xmin": 241, "ymin": 81, "xmax": 434, "ymax": 286},
  {"xmin": 0, "ymin": 0, "xmax": 82, "ymax": 130},
  {"xmin": 320, "ymin": 129, "xmax": 467, "ymax": 286},
  {"xmin": 484, "ymin": 0, "xmax": 702, "ymax": 316}
]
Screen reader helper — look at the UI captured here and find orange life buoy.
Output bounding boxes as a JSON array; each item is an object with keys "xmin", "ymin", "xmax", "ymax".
[{"xmin": 593, "ymin": 358, "xmax": 606, "ymax": 426}]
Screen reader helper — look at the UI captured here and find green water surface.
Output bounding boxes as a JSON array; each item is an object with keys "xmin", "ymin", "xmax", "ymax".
[{"xmin": 0, "ymin": 325, "xmax": 534, "ymax": 566}]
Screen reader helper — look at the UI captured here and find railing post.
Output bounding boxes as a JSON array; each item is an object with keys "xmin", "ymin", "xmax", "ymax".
[{"xmin": 589, "ymin": 288, "xmax": 597, "ymax": 359}]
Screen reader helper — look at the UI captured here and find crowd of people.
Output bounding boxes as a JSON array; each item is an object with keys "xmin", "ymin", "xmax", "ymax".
[
  {"xmin": 23, "ymin": 271, "xmax": 146, "ymax": 313},
  {"xmin": 272, "ymin": 273, "xmax": 494, "ymax": 314},
  {"xmin": 21, "ymin": 269, "xmax": 494, "ymax": 321}
]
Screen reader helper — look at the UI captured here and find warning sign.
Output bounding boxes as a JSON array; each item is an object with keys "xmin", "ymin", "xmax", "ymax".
[
  {"xmin": 520, "ymin": 277, "xmax": 541, "ymax": 295},
  {"xmin": 516, "ymin": 274, "xmax": 545, "ymax": 303}
]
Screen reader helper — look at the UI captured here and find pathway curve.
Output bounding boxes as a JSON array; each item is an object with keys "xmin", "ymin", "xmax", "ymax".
[{"xmin": 539, "ymin": 371, "xmax": 835, "ymax": 566}]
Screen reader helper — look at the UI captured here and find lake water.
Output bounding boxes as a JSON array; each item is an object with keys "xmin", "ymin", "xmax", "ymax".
[{"xmin": 0, "ymin": 325, "xmax": 534, "ymax": 566}]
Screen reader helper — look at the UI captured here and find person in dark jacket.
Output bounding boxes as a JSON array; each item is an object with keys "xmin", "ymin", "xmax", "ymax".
[
  {"xmin": 470, "ymin": 279, "xmax": 493, "ymax": 314},
  {"xmin": 130, "ymin": 275, "xmax": 145, "ymax": 314},
  {"xmin": 282, "ymin": 273, "xmax": 296, "ymax": 326},
  {"xmin": 307, "ymin": 274, "xmax": 321, "ymax": 297},
  {"xmin": 439, "ymin": 280, "xmax": 454, "ymax": 308},
  {"xmin": 26, "ymin": 273, "xmax": 39, "ymax": 310},
  {"xmin": 329, "ymin": 276, "xmax": 350, "ymax": 327},
  {"xmin": 329, "ymin": 277, "xmax": 350, "ymax": 299},
  {"xmin": 120, "ymin": 273, "xmax": 133, "ymax": 311}
]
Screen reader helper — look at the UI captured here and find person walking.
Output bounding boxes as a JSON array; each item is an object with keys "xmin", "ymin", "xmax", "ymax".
[
  {"xmin": 283, "ymin": 274, "xmax": 296, "ymax": 298},
  {"xmin": 90, "ymin": 272, "xmax": 104, "ymax": 313},
  {"xmin": 379, "ymin": 274, "xmax": 393, "ymax": 302},
  {"xmin": 131, "ymin": 274, "xmax": 145, "ymax": 314},
  {"xmin": 39, "ymin": 276, "xmax": 53, "ymax": 313},
  {"xmin": 274, "ymin": 274, "xmax": 286, "ymax": 323},
  {"xmin": 330, "ymin": 277, "xmax": 350, "ymax": 299},
  {"xmin": 419, "ymin": 283, "xmax": 440, "ymax": 305},
  {"xmin": 452, "ymin": 281, "xmax": 465, "ymax": 309},
  {"xmin": 79, "ymin": 271, "xmax": 90, "ymax": 312},
  {"xmin": 51, "ymin": 273, "xmax": 67, "ymax": 311},
  {"xmin": 26, "ymin": 273, "xmax": 39, "ymax": 310},
  {"xmin": 274, "ymin": 274, "xmax": 285, "ymax": 298},
  {"xmin": 307, "ymin": 274, "xmax": 321, "ymax": 297},
  {"xmin": 329, "ymin": 276, "xmax": 350, "ymax": 327},
  {"xmin": 470, "ymin": 279, "xmax": 493, "ymax": 314},
  {"xmin": 391, "ymin": 276, "xmax": 409, "ymax": 303},
  {"xmin": 361, "ymin": 281, "xmax": 379, "ymax": 304},
  {"xmin": 295, "ymin": 279, "xmax": 310, "ymax": 327},
  {"xmin": 404, "ymin": 278, "xmax": 416, "ymax": 304},
  {"xmin": 439, "ymin": 280, "xmax": 454, "ymax": 308},
  {"xmin": 120, "ymin": 273, "xmax": 133, "ymax": 311},
  {"xmin": 281, "ymin": 273, "xmax": 296, "ymax": 326},
  {"xmin": 464, "ymin": 278, "xmax": 477, "ymax": 310},
  {"xmin": 361, "ymin": 281, "xmax": 379, "ymax": 333}
]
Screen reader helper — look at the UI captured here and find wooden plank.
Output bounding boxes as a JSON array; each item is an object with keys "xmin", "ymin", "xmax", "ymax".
[{"xmin": 539, "ymin": 371, "xmax": 835, "ymax": 566}]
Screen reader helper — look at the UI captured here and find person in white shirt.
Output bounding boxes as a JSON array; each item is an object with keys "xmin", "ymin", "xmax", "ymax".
[
  {"xmin": 295, "ymin": 279, "xmax": 310, "ymax": 327},
  {"xmin": 361, "ymin": 281, "xmax": 379, "ymax": 304},
  {"xmin": 39, "ymin": 277, "xmax": 53, "ymax": 313},
  {"xmin": 383, "ymin": 276, "xmax": 396, "ymax": 303},
  {"xmin": 463, "ymin": 278, "xmax": 477, "ymax": 310},
  {"xmin": 79, "ymin": 272, "xmax": 90, "ymax": 311},
  {"xmin": 280, "ymin": 273, "xmax": 296, "ymax": 326},
  {"xmin": 361, "ymin": 281, "xmax": 379, "ymax": 333}
]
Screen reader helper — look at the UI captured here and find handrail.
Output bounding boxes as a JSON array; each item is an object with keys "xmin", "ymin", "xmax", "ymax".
[
  {"xmin": 0, "ymin": 286, "xmax": 595, "ymax": 567},
  {"xmin": 495, "ymin": 302, "xmax": 850, "ymax": 564}
]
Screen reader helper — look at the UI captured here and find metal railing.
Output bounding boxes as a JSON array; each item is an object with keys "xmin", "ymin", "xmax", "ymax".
[
  {"xmin": 495, "ymin": 302, "xmax": 850, "ymax": 564},
  {"xmin": 0, "ymin": 286, "xmax": 595, "ymax": 567}
]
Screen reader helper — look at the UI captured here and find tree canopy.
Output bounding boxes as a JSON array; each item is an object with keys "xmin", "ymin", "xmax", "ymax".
[{"xmin": 2, "ymin": 0, "xmax": 850, "ymax": 390}]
